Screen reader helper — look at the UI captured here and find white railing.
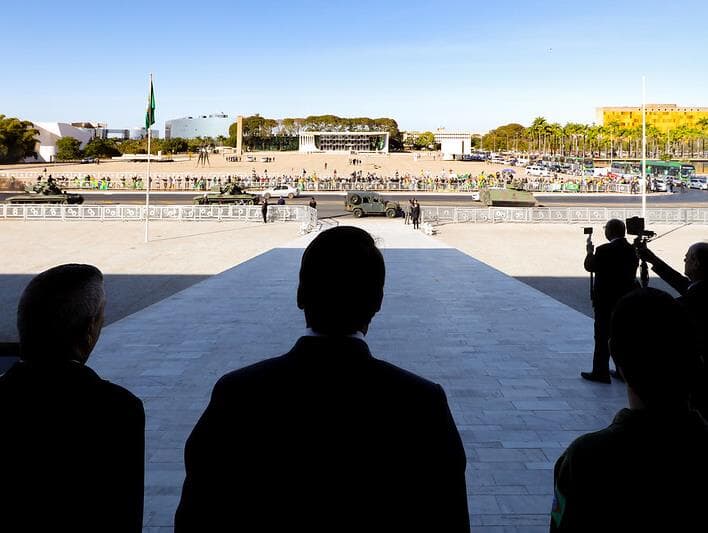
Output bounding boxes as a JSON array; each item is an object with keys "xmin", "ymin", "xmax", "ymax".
[
  {"xmin": 0, "ymin": 204, "xmax": 319, "ymax": 231},
  {"xmin": 421, "ymin": 207, "xmax": 708, "ymax": 225}
]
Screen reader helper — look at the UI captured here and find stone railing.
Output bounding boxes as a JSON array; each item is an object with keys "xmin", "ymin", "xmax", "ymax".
[
  {"xmin": 0, "ymin": 204, "xmax": 319, "ymax": 232},
  {"xmin": 421, "ymin": 207, "xmax": 708, "ymax": 225}
]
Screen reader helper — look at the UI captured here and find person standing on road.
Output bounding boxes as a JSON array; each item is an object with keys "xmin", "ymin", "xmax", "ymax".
[
  {"xmin": 261, "ymin": 196, "xmax": 269, "ymax": 223},
  {"xmin": 411, "ymin": 199, "xmax": 421, "ymax": 230},
  {"xmin": 308, "ymin": 197, "xmax": 317, "ymax": 210}
]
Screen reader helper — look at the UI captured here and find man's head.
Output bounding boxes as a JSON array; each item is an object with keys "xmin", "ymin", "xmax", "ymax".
[
  {"xmin": 297, "ymin": 227, "xmax": 384, "ymax": 335},
  {"xmin": 17, "ymin": 264, "xmax": 106, "ymax": 364},
  {"xmin": 604, "ymin": 218, "xmax": 626, "ymax": 241},
  {"xmin": 610, "ymin": 288, "xmax": 699, "ymax": 409},
  {"xmin": 684, "ymin": 242, "xmax": 708, "ymax": 282}
]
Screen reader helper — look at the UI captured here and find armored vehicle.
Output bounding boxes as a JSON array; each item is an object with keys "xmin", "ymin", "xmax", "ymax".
[
  {"xmin": 6, "ymin": 178, "xmax": 84, "ymax": 205},
  {"xmin": 344, "ymin": 191, "xmax": 402, "ymax": 218},
  {"xmin": 479, "ymin": 187, "xmax": 536, "ymax": 207},
  {"xmin": 194, "ymin": 183, "xmax": 260, "ymax": 205}
]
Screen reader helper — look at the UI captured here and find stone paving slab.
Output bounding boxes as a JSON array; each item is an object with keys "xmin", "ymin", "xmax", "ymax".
[{"xmin": 89, "ymin": 220, "xmax": 627, "ymax": 532}]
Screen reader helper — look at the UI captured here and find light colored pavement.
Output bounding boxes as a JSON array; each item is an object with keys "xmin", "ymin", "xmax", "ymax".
[
  {"xmin": 79, "ymin": 219, "xmax": 629, "ymax": 532},
  {"xmin": 0, "ymin": 221, "xmax": 299, "ymax": 341}
]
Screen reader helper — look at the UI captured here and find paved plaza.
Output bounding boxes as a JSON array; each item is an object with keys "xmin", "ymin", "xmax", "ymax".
[{"xmin": 75, "ymin": 219, "xmax": 631, "ymax": 532}]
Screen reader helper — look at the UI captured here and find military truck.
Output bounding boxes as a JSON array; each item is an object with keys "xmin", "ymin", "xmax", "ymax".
[
  {"xmin": 5, "ymin": 178, "xmax": 84, "ymax": 205},
  {"xmin": 193, "ymin": 182, "xmax": 260, "ymax": 205},
  {"xmin": 344, "ymin": 191, "xmax": 403, "ymax": 218}
]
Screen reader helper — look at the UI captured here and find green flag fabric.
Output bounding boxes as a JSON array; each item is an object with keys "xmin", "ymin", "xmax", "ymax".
[{"xmin": 145, "ymin": 80, "xmax": 155, "ymax": 130}]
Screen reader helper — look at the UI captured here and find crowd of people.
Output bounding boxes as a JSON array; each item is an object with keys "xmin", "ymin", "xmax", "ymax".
[
  {"xmin": 18, "ymin": 167, "xmax": 684, "ymax": 195},
  {"xmin": 1, "ymin": 225, "xmax": 706, "ymax": 531}
]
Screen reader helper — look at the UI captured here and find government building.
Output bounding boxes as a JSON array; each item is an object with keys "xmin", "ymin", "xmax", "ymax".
[
  {"xmin": 597, "ymin": 104, "xmax": 708, "ymax": 132},
  {"xmin": 298, "ymin": 131, "xmax": 389, "ymax": 153},
  {"xmin": 164, "ymin": 113, "xmax": 231, "ymax": 139}
]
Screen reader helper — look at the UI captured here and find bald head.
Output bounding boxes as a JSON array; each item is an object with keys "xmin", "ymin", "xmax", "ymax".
[{"xmin": 685, "ymin": 242, "xmax": 708, "ymax": 281}]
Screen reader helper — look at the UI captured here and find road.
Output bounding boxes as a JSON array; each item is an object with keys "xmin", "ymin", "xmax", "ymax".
[{"xmin": 2, "ymin": 191, "xmax": 707, "ymax": 219}]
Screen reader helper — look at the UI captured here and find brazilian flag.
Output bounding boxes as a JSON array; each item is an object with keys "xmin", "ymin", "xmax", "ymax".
[{"xmin": 145, "ymin": 79, "xmax": 155, "ymax": 130}]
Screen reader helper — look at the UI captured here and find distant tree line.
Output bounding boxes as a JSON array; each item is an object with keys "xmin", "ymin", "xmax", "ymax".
[
  {"xmin": 226, "ymin": 114, "xmax": 404, "ymax": 151},
  {"xmin": 483, "ymin": 117, "xmax": 708, "ymax": 158}
]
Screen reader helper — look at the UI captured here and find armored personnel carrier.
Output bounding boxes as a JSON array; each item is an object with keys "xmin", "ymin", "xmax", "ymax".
[
  {"xmin": 5, "ymin": 178, "xmax": 84, "ymax": 205},
  {"xmin": 479, "ymin": 187, "xmax": 536, "ymax": 207},
  {"xmin": 193, "ymin": 183, "xmax": 260, "ymax": 205}
]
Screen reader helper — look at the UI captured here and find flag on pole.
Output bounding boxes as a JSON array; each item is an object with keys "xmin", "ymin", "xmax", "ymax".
[{"xmin": 145, "ymin": 80, "xmax": 155, "ymax": 130}]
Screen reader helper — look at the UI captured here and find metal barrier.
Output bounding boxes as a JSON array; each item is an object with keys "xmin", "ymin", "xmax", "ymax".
[
  {"xmin": 421, "ymin": 207, "xmax": 708, "ymax": 225},
  {"xmin": 0, "ymin": 204, "xmax": 319, "ymax": 231}
]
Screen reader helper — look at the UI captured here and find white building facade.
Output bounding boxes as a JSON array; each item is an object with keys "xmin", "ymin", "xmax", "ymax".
[
  {"xmin": 298, "ymin": 131, "xmax": 389, "ymax": 153},
  {"xmin": 29, "ymin": 123, "xmax": 95, "ymax": 162},
  {"xmin": 434, "ymin": 130, "xmax": 473, "ymax": 160},
  {"xmin": 165, "ymin": 113, "xmax": 231, "ymax": 139}
]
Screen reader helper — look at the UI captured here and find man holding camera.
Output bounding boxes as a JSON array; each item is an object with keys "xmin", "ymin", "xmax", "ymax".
[
  {"xmin": 638, "ymin": 242, "xmax": 708, "ymax": 414},
  {"xmin": 582, "ymin": 219, "xmax": 639, "ymax": 383}
]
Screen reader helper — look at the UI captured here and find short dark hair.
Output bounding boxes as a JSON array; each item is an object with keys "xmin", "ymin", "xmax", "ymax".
[
  {"xmin": 298, "ymin": 227, "xmax": 384, "ymax": 335},
  {"xmin": 17, "ymin": 264, "xmax": 105, "ymax": 362},
  {"xmin": 610, "ymin": 288, "xmax": 700, "ymax": 407},
  {"xmin": 691, "ymin": 242, "xmax": 708, "ymax": 278},
  {"xmin": 605, "ymin": 219, "xmax": 626, "ymax": 238}
]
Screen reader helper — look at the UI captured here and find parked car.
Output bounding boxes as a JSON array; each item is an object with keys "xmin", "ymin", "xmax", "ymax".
[
  {"xmin": 526, "ymin": 165, "xmax": 550, "ymax": 177},
  {"xmin": 80, "ymin": 157, "xmax": 96, "ymax": 164},
  {"xmin": 690, "ymin": 176, "xmax": 708, "ymax": 190},
  {"xmin": 260, "ymin": 184, "xmax": 299, "ymax": 199}
]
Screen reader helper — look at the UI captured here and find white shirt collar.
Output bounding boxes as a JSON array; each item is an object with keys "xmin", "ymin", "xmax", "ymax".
[{"xmin": 304, "ymin": 327, "xmax": 366, "ymax": 341}]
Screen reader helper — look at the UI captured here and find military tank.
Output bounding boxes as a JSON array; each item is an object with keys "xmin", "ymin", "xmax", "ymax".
[
  {"xmin": 193, "ymin": 183, "xmax": 260, "ymax": 205},
  {"xmin": 5, "ymin": 178, "xmax": 84, "ymax": 205}
]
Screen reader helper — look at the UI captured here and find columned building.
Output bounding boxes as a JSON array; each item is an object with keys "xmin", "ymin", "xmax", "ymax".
[{"xmin": 298, "ymin": 131, "xmax": 389, "ymax": 153}]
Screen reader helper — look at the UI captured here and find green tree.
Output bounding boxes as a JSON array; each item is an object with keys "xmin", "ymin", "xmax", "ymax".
[
  {"xmin": 414, "ymin": 131, "xmax": 436, "ymax": 150},
  {"xmin": 83, "ymin": 137, "xmax": 121, "ymax": 158},
  {"xmin": 55, "ymin": 137, "xmax": 82, "ymax": 160},
  {"xmin": 0, "ymin": 115, "xmax": 38, "ymax": 163}
]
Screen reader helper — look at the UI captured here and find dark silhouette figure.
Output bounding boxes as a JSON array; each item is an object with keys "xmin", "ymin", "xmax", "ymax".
[
  {"xmin": 261, "ymin": 195, "xmax": 269, "ymax": 222},
  {"xmin": 175, "ymin": 227, "xmax": 469, "ymax": 532},
  {"xmin": 551, "ymin": 288, "xmax": 708, "ymax": 532},
  {"xmin": 582, "ymin": 219, "xmax": 639, "ymax": 383},
  {"xmin": 411, "ymin": 199, "xmax": 421, "ymax": 229},
  {"xmin": 308, "ymin": 197, "xmax": 317, "ymax": 209},
  {"xmin": 0, "ymin": 264, "xmax": 145, "ymax": 533},
  {"xmin": 277, "ymin": 195, "xmax": 285, "ymax": 205},
  {"xmin": 638, "ymin": 242, "xmax": 708, "ymax": 416}
]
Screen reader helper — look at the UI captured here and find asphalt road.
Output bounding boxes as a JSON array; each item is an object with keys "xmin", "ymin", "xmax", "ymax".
[{"xmin": 2, "ymin": 190, "xmax": 707, "ymax": 219}]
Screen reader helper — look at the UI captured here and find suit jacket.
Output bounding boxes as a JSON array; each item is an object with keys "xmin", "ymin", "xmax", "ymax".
[
  {"xmin": 175, "ymin": 336, "xmax": 470, "ymax": 532},
  {"xmin": 584, "ymin": 238, "xmax": 639, "ymax": 310},
  {"xmin": 0, "ymin": 360, "xmax": 145, "ymax": 533}
]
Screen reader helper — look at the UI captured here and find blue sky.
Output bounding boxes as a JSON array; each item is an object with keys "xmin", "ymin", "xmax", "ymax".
[{"xmin": 2, "ymin": 0, "xmax": 706, "ymax": 133}]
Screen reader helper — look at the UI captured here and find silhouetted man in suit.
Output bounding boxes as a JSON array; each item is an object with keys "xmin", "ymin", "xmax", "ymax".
[
  {"xmin": 411, "ymin": 198, "xmax": 421, "ymax": 229},
  {"xmin": 582, "ymin": 219, "xmax": 639, "ymax": 383},
  {"xmin": 0, "ymin": 264, "xmax": 145, "ymax": 533},
  {"xmin": 175, "ymin": 226, "xmax": 470, "ymax": 532},
  {"xmin": 551, "ymin": 288, "xmax": 708, "ymax": 531}
]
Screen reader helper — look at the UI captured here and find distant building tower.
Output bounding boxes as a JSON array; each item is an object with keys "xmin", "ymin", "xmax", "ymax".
[{"xmin": 164, "ymin": 113, "xmax": 231, "ymax": 139}]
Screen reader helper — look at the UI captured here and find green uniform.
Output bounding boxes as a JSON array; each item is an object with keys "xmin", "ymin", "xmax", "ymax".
[{"xmin": 551, "ymin": 408, "xmax": 708, "ymax": 532}]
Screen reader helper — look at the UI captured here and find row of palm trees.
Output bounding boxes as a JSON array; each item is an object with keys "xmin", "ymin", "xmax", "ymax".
[{"xmin": 494, "ymin": 117, "xmax": 708, "ymax": 159}]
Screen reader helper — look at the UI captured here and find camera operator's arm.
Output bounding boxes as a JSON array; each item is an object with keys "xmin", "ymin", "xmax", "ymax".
[
  {"xmin": 637, "ymin": 247, "xmax": 690, "ymax": 295},
  {"xmin": 583, "ymin": 238, "xmax": 596, "ymax": 272}
]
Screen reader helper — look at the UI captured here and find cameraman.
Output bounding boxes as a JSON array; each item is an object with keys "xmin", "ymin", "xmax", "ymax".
[
  {"xmin": 582, "ymin": 219, "xmax": 639, "ymax": 383},
  {"xmin": 638, "ymin": 242, "xmax": 708, "ymax": 415}
]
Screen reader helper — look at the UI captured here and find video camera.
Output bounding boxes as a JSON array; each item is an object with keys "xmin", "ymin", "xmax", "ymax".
[
  {"xmin": 626, "ymin": 217, "xmax": 655, "ymax": 288},
  {"xmin": 625, "ymin": 216, "xmax": 656, "ymax": 240}
]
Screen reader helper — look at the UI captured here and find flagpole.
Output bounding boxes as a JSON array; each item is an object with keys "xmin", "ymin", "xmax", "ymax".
[
  {"xmin": 641, "ymin": 76, "xmax": 647, "ymax": 219},
  {"xmin": 145, "ymin": 73, "xmax": 152, "ymax": 243}
]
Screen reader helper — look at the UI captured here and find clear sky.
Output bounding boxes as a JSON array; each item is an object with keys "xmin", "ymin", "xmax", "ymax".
[{"xmin": 2, "ymin": 0, "xmax": 706, "ymax": 133}]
